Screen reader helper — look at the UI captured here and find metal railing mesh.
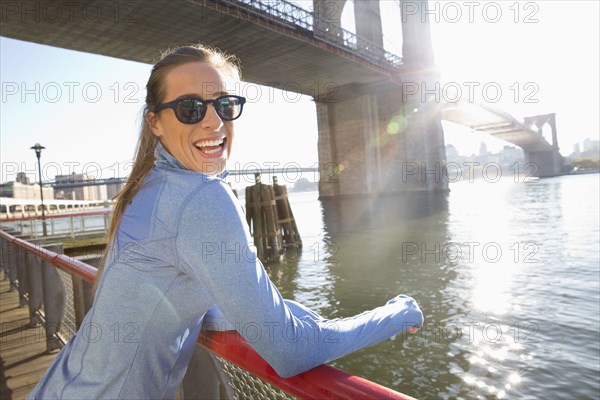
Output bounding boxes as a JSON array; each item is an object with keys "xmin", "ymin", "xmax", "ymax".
[
  {"xmin": 216, "ymin": 355, "xmax": 295, "ymax": 400},
  {"xmin": 56, "ymin": 268, "xmax": 77, "ymax": 339}
]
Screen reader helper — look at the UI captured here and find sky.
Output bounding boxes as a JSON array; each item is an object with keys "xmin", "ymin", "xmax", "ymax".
[{"xmin": 1, "ymin": 0, "xmax": 598, "ymax": 185}]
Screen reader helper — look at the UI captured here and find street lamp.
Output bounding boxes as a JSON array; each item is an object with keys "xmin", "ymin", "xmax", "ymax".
[{"xmin": 30, "ymin": 143, "xmax": 47, "ymax": 236}]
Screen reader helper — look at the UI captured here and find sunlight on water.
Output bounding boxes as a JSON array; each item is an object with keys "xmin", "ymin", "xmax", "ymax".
[
  {"xmin": 456, "ymin": 318, "xmax": 532, "ymax": 399},
  {"xmin": 508, "ymin": 371, "xmax": 522, "ymax": 385},
  {"xmin": 470, "ymin": 261, "xmax": 516, "ymax": 315},
  {"xmin": 278, "ymin": 174, "xmax": 599, "ymax": 399}
]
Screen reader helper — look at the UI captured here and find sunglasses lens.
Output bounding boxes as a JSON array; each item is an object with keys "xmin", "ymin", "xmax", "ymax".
[
  {"xmin": 176, "ymin": 99, "xmax": 204, "ymax": 124},
  {"xmin": 216, "ymin": 96, "xmax": 243, "ymax": 121},
  {"xmin": 166, "ymin": 96, "xmax": 244, "ymax": 123}
]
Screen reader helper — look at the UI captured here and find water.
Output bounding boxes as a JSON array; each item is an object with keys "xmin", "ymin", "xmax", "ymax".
[{"xmin": 265, "ymin": 173, "xmax": 600, "ymax": 399}]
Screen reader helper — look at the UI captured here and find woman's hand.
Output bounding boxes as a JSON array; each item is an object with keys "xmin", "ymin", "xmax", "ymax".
[{"xmin": 406, "ymin": 326, "xmax": 420, "ymax": 334}]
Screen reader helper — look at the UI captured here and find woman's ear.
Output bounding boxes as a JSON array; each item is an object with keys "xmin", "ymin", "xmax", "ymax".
[{"xmin": 146, "ymin": 112, "xmax": 162, "ymax": 137}]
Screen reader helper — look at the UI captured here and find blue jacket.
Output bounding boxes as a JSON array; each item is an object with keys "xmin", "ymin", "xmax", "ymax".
[{"xmin": 28, "ymin": 143, "xmax": 423, "ymax": 399}]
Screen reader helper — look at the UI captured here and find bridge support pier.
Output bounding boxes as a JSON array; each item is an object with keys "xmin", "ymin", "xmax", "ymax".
[
  {"xmin": 315, "ymin": 0, "xmax": 446, "ymax": 197},
  {"xmin": 316, "ymin": 74, "xmax": 447, "ymax": 197},
  {"xmin": 523, "ymin": 113, "xmax": 565, "ymax": 177},
  {"xmin": 525, "ymin": 149, "xmax": 564, "ymax": 178}
]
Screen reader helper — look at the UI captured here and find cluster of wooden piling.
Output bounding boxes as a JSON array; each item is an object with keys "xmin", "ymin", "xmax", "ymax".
[{"xmin": 245, "ymin": 174, "xmax": 301, "ymax": 263}]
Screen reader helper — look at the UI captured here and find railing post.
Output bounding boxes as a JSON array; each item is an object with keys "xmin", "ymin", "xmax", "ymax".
[
  {"xmin": 69, "ymin": 216, "xmax": 75, "ymax": 239},
  {"xmin": 16, "ymin": 245, "xmax": 28, "ymax": 307},
  {"xmin": 82, "ymin": 279, "xmax": 94, "ymax": 313},
  {"xmin": 181, "ymin": 345, "xmax": 232, "ymax": 399},
  {"xmin": 41, "ymin": 243, "xmax": 66, "ymax": 352},
  {"xmin": 0, "ymin": 232, "xmax": 11, "ymax": 278},
  {"xmin": 71, "ymin": 275, "xmax": 94, "ymax": 329},
  {"xmin": 7, "ymin": 240, "xmax": 18, "ymax": 292},
  {"xmin": 26, "ymin": 239, "xmax": 46, "ymax": 327}
]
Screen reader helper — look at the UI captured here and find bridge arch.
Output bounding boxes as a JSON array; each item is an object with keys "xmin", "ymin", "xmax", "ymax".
[{"xmin": 442, "ymin": 103, "xmax": 564, "ymax": 177}]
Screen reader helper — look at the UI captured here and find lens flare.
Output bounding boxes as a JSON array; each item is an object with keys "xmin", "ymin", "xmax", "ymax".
[{"xmin": 387, "ymin": 115, "xmax": 407, "ymax": 135}]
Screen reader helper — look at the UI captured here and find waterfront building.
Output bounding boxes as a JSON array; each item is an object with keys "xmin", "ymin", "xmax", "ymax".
[
  {"xmin": 54, "ymin": 173, "xmax": 108, "ymax": 201},
  {"xmin": 0, "ymin": 181, "xmax": 54, "ymax": 200}
]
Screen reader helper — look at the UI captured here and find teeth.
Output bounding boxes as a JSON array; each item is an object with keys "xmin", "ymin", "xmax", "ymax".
[{"xmin": 195, "ymin": 138, "xmax": 224, "ymax": 148}]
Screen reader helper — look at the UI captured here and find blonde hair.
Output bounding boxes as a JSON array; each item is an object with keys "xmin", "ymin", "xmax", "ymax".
[{"xmin": 95, "ymin": 44, "xmax": 241, "ymax": 285}]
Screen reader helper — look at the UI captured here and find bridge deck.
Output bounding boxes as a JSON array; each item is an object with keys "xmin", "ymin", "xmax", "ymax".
[
  {"xmin": 0, "ymin": 0, "xmax": 395, "ymax": 97},
  {"xmin": 0, "ymin": 278, "xmax": 56, "ymax": 400}
]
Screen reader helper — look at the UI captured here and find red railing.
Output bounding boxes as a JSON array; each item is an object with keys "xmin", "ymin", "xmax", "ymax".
[
  {"xmin": 1, "ymin": 230, "xmax": 97, "ymax": 282},
  {"xmin": 200, "ymin": 331, "xmax": 416, "ymax": 399},
  {"xmin": 0, "ymin": 229, "xmax": 416, "ymax": 399}
]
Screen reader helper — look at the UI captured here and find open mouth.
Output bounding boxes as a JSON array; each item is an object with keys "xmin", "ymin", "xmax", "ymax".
[{"xmin": 194, "ymin": 137, "xmax": 227, "ymax": 157}]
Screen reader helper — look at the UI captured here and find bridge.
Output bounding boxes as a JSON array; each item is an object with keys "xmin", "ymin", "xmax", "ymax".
[
  {"xmin": 1, "ymin": 0, "xmax": 563, "ymax": 198},
  {"xmin": 442, "ymin": 102, "xmax": 563, "ymax": 177}
]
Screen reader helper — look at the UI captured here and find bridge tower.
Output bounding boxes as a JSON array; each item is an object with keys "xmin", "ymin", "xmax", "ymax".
[
  {"xmin": 523, "ymin": 113, "xmax": 564, "ymax": 177},
  {"xmin": 315, "ymin": 0, "xmax": 447, "ymax": 197}
]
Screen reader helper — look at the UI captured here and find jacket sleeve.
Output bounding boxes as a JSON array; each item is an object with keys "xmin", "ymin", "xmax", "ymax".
[
  {"xmin": 175, "ymin": 183, "xmax": 424, "ymax": 378},
  {"xmin": 204, "ymin": 299, "xmax": 327, "ymax": 331}
]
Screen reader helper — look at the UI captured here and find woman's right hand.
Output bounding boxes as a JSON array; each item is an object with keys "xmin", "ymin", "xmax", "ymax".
[{"xmin": 406, "ymin": 326, "xmax": 420, "ymax": 334}]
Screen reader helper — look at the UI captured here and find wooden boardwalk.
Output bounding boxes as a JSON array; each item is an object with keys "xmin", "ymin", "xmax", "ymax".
[{"xmin": 0, "ymin": 277, "xmax": 56, "ymax": 400}]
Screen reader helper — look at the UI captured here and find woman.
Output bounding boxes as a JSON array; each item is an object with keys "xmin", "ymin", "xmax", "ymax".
[{"xmin": 28, "ymin": 44, "xmax": 423, "ymax": 399}]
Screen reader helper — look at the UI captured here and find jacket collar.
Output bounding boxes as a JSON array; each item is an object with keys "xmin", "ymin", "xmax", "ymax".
[
  {"xmin": 153, "ymin": 142, "xmax": 229, "ymax": 179},
  {"xmin": 154, "ymin": 141, "xmax": 185, "ymax": 170}
]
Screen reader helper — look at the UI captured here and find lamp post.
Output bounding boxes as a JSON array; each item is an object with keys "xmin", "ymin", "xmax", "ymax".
[{"xmin": 30, "ymin": 143, "xmax": 47, "ymax": 236}]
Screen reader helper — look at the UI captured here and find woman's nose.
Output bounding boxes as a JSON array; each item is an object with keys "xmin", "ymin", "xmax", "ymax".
[{"xmin": 201, "ymin": 104, "xmax": 223, "ymax": 129}]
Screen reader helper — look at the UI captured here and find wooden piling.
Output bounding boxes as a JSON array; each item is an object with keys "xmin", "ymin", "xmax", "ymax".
[
  {"xmin": 244, "ymin": 174, "xmax": 303, "ymax": 263},
  {"xmin": 245, "ymin": 174, "xmax": 283, "ymax": 263},
  {"xmin": 272, "ymin": 177, "xmax": 302, "ymax": 248}
]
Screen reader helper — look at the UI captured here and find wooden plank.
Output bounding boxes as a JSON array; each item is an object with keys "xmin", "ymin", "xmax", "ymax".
[{"xmin": 0, "ymin": 277, "xmax": 57, "ymax": 400}]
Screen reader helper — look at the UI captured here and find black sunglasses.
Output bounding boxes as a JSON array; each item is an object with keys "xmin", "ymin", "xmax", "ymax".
[{"xmin": 153, "ymin": 95, "xmax": 246, "ymax": 124}]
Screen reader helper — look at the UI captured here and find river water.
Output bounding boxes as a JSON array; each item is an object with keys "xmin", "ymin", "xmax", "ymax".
[{"xmin": 264, "ymin": 173, "xmax": 599, "ymax": 399}]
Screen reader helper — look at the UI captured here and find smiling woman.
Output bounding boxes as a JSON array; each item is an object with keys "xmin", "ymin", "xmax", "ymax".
[
  {"xmin": 26, "ymin": 44, "xmax": 424, "ymax": 400},
  {"xmin": 146, "ymin": 62, "xmax": 245, "ymax": 175}
]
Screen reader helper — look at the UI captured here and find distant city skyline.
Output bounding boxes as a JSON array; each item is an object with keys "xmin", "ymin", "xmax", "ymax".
[{"xmin": 449, "ymin": 136, "xmax": 599, "ymax": 159}]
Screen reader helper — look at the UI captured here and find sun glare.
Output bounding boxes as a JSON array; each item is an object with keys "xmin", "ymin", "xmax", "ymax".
[{"xmin": 508, "ymin": 371, "xmax": 522, "ymax": 385}]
